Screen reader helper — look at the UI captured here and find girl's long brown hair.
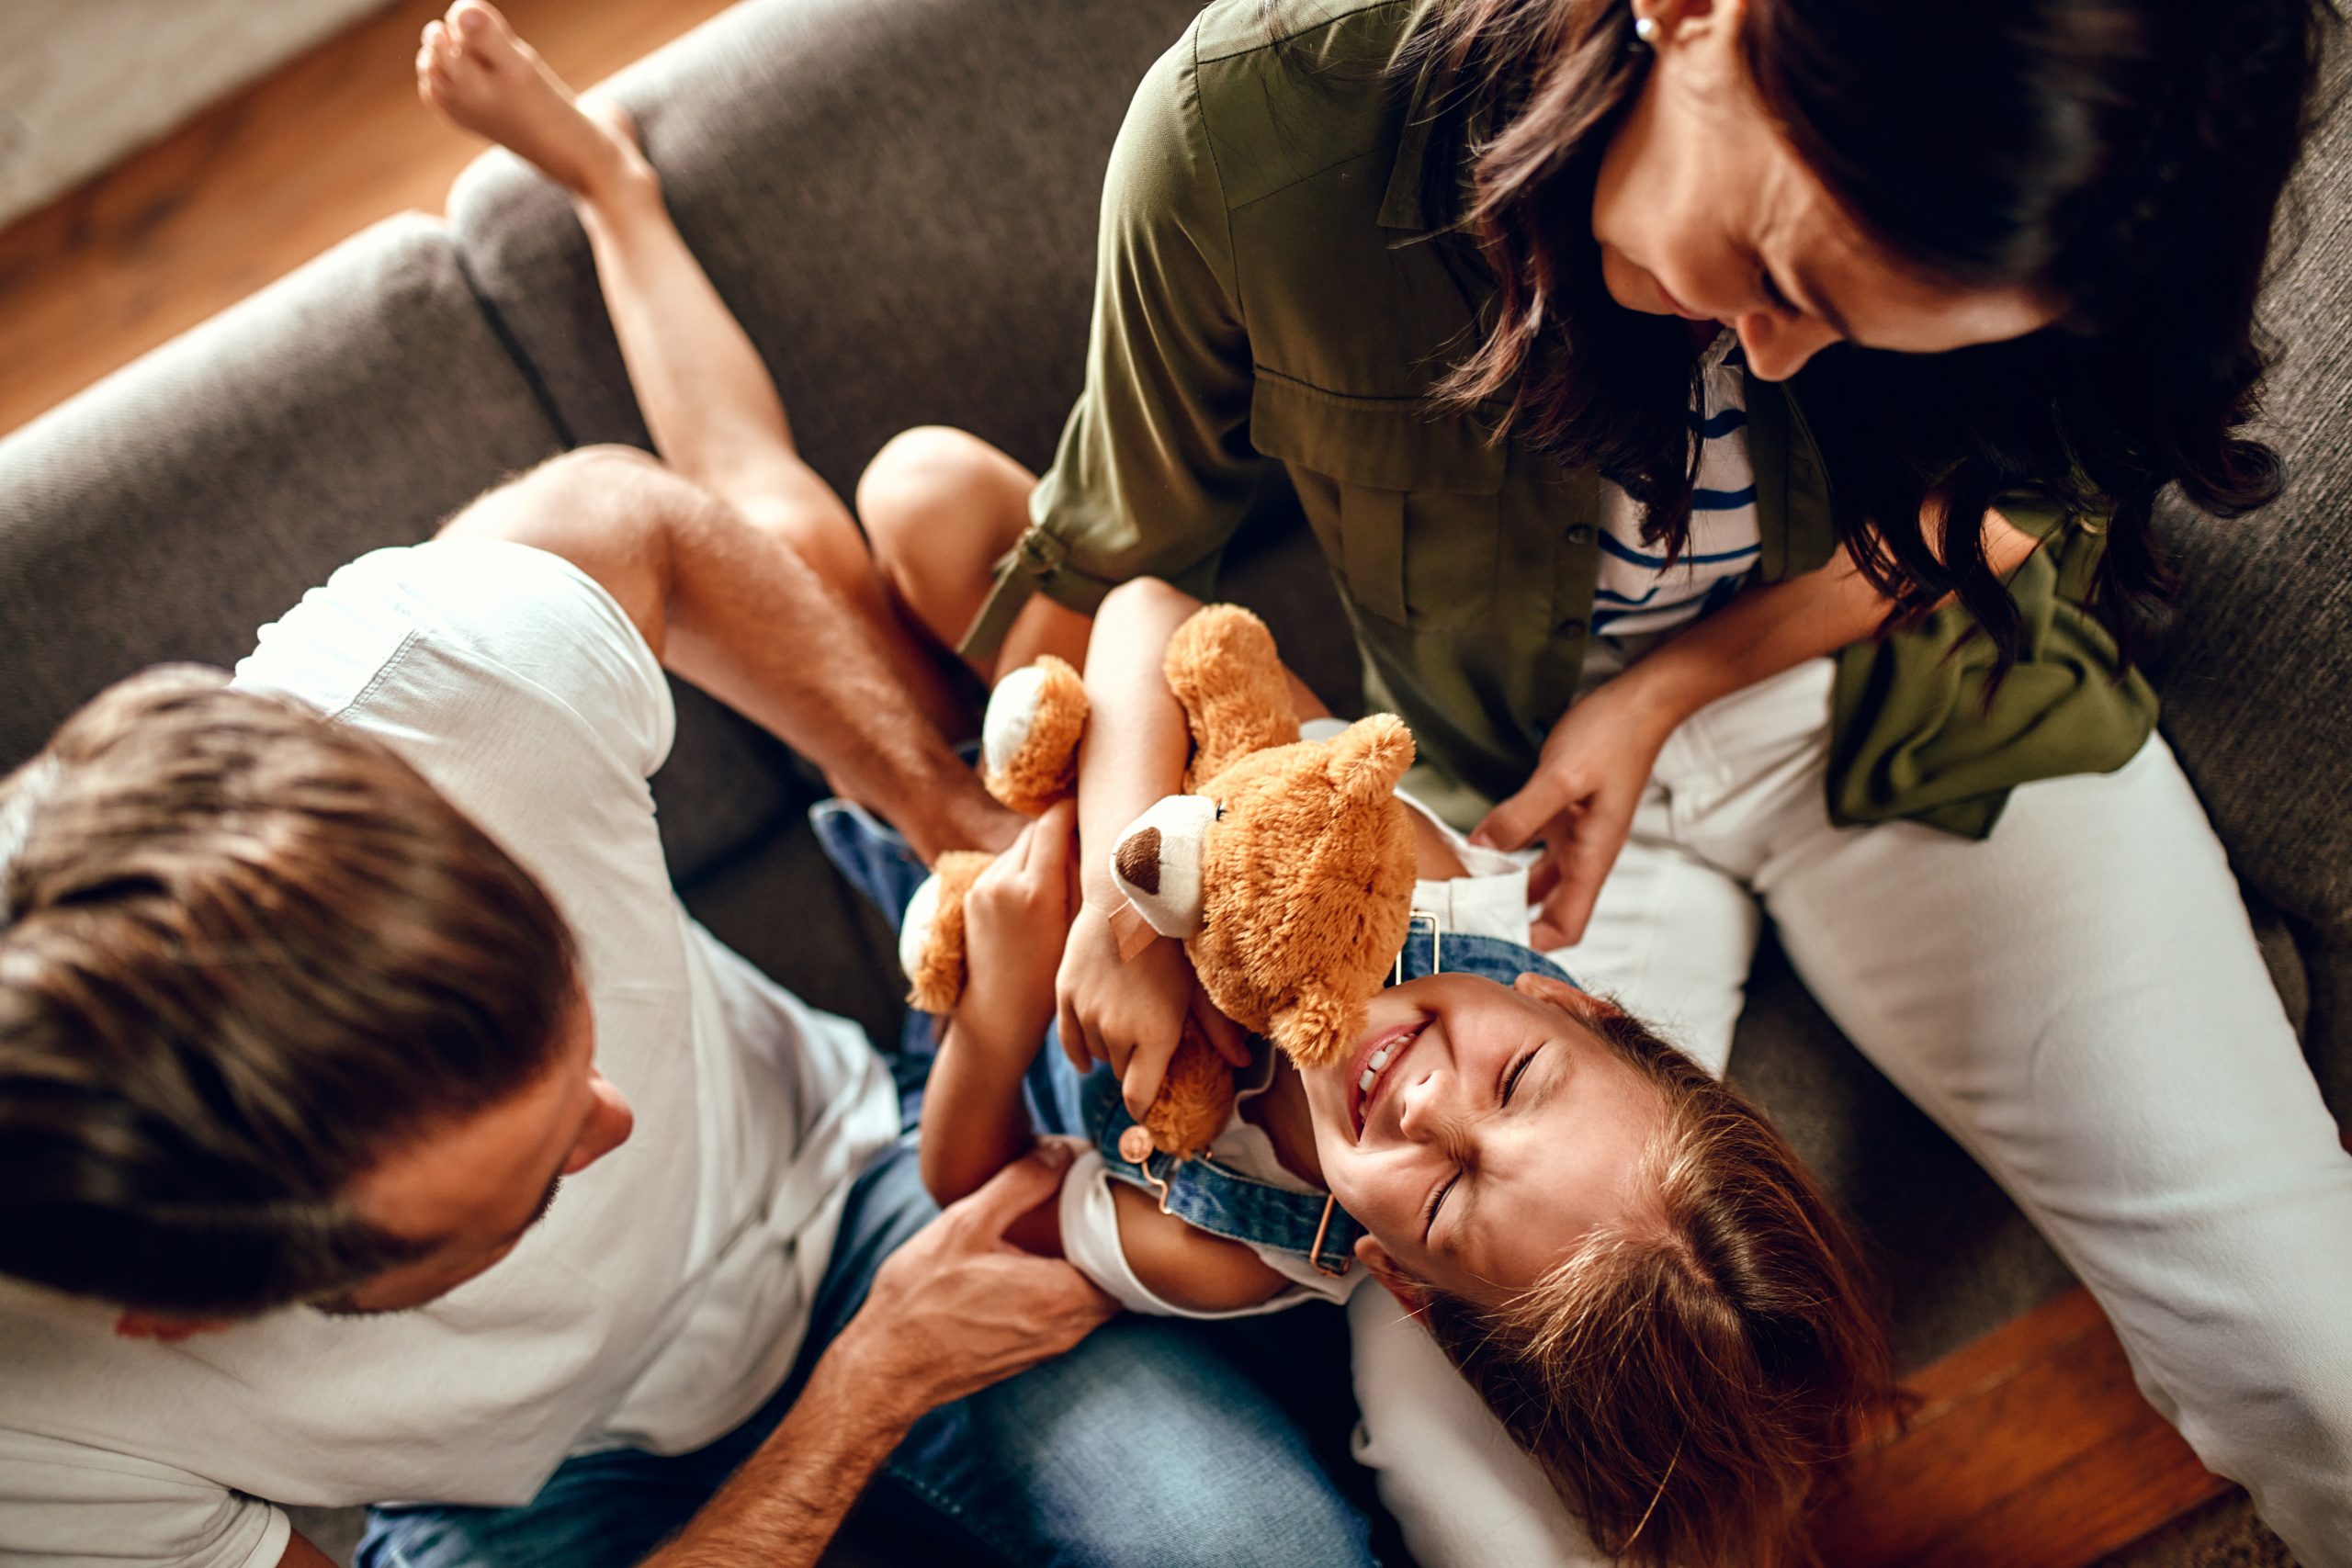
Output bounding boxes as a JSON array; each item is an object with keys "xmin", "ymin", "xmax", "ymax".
[{"xmin": 1419, "ymin": 1009, "xmax": 1897, "ymax": 1568}]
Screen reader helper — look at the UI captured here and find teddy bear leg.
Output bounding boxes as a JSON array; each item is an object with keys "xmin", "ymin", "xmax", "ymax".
[
  {"xmin": 980, "ymin": 655, "xmax": 1090, "ymax": 815},
  {"xmin": 899, "ymin": 850, "xmax": 996, "ymax": 1013},
  {"xmin": 1138, "ymin": 1021, "xmax": 1239, "ymax": 1158}
]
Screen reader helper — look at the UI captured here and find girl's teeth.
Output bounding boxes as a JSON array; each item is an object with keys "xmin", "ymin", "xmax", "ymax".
[
  {"xmin": 1360, "ymin": 1069, "xmax": 1376, "ymax": 1092},
  {"xmin": 1370, "ymin": 1047, "xmax": 1392, "ymax": 1069}
]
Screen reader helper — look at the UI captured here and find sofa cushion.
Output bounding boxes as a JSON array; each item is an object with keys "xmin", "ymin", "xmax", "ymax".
[
  {"xmin": 0, "ymin": 213, "xmax": 562, "ymax": 771},
  {"xmin": 2145, "ymin": 39, "xmax": 2351, "ymax": 1111}
]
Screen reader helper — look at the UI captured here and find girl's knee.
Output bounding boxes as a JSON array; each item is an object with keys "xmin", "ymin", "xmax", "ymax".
[
  {"xmin": 856, "ymin": 427, "xmax": 1010, "ymax": 536},
  {"xmin": 857, "ymin": 427, "xmax": 1030, "ymax": 625}
]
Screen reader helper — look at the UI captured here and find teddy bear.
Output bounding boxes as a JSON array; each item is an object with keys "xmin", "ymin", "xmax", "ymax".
[{"xmin": 899, "ymin": 604, "xmax": 1419, "ymax": 1157}]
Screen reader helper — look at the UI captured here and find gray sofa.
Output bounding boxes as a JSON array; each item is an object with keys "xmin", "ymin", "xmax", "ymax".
[{"xmin": 3, "ymin": 0, "xmax": 2346, "ymax": 1559}]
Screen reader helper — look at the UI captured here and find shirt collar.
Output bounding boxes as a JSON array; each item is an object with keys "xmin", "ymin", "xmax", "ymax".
[{"xmin": 1377, "ymin": 6, "xmax": 1456, "ymax": 232}]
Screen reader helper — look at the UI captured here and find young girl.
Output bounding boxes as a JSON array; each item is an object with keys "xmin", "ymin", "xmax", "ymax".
[{"xmin": 838, "ymin": 577, "xmax": 1895, "ymax": 1568}]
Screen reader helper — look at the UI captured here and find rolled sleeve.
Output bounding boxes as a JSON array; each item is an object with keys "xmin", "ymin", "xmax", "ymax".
[{"xmin": 963, "ymin": 26, "xmax": 1264, "ymax": 661}]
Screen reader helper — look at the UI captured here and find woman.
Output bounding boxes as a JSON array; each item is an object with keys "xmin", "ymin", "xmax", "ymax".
[{"xmin": 848, "ymin": 0, "xmax": 2351, "ymax": 1562}]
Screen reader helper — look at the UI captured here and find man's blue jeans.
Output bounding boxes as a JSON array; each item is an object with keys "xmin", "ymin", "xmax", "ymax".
[
  {"xmin": 359, "ymin": 807, "xmax": 1375, "ymax": 1567},
  {"xmin": 357, "ymin": 1132, "xmax": 1374, "ymax": 1567}
]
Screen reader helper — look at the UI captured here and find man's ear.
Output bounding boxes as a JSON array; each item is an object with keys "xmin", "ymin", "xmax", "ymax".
[
  {"xmin": 1354, "ymin": 1236, "xmax": 1426, "ymax": 1313},
  {"xmin": 1513, "ymin": 971, "xmax": 1623, "ymax": 1021},
  {"xmin": 114, "ymin": 1310, "xmax": 235, "ymax": 1344}
]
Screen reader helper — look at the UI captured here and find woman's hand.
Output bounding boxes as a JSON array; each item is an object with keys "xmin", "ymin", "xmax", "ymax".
[
  {"xmin": 1056, "ymin": 907, "xmax": 1250, "ymax": 1121},
  {"xmin": 1471, "ymin": 676, "xmax": 1682, "ymax": 949},
  {"xmin": 957, "ymin": 802, "xmax": 1081, "ymax": 1056}
]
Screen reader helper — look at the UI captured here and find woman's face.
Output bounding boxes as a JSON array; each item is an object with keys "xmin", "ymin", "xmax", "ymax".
[
  {"xmin": 1297, "ymin": 972, "xmax": 1663, "ymax": 1307},
  {"xmin": 1591, "ymin": 0, "xmax": 2062, "ymax": 380}
]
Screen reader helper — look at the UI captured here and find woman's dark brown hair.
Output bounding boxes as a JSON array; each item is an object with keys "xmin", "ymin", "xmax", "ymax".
[
  {"xmin": 1405, "ymin": 0, "xmax": 2340, "ymax": 659},
  {"xmin": 0, "ymin": 668, "xmax": 577, "ymax": 1317},
  {"xmin": 1419, "ymin": 1007, "xmax": 1897, "ymax": 1568}
]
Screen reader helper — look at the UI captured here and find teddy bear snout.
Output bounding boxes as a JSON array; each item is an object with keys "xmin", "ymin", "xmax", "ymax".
[{"xmin": 1110, "ymin": 794, "xmax": 1218, "ymax": 939}]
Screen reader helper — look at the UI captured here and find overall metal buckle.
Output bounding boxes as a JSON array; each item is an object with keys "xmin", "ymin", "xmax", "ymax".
[{"xmin": 1394, "ymin": 910, "xmax": 1441, "ymax": 985}]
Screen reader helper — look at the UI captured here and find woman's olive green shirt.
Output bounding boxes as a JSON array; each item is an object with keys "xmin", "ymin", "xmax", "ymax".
[{"xmin": 965, "ymin": 0, "xmax": 2154, "ymax": 837}]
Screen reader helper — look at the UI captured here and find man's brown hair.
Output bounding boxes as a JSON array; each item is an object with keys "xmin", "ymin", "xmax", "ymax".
[
  {"xmin": 1421, "ymin": 1007, "xmax": 1897, "ymax": 1568},
  {"xmin": 0, "ymin": 668, "xmax": 577, "ymax": 1316}
]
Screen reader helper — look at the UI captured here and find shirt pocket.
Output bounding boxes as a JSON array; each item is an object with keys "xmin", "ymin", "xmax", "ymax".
[{"xmin": 1250, "ymin": 376, "xmax": 1507, "ymax": 631}]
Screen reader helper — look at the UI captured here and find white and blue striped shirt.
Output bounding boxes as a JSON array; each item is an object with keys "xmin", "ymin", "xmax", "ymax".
[{"xmin": 1590, "ymin": 332, "xmax": 1759, "ymax": 637}]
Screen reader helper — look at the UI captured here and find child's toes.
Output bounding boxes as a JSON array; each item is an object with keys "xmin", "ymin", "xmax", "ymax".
[{"xmin": 449, "ymin": 0, "xmax": 511, "ymax": 58}]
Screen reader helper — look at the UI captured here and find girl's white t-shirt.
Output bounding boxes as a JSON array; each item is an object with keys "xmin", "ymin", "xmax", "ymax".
[{"xmin": 0, "ymin": 541, "xmax": 899, "ymax": 1567}]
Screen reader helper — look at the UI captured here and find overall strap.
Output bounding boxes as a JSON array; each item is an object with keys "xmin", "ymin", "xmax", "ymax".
[
  {"xmin": 1083, "ymin": 1069, "xmax": 1364, "ymax": 1278},
  {"xmin": 1390, "ymin": 914, "xmax": 1582, "ymax": 990}
]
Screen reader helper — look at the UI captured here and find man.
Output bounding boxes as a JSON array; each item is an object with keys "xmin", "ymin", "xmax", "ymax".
[
  {"xmin": 0, "ymin": 6, "xmax": 1375, "ymax": 1563},
  {"xmin": 0, "ymin": 464, "xmax": 1367, "ymax": 1568}
]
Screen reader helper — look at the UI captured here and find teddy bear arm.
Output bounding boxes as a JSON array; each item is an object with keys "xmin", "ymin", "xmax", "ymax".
[
  {"xmin": 1163, "ymin": 606, "xmax": 1300, "ymax": 787},
  {"xmin": 902, "ymin": 850, "xmax": 997, "ymax": 1013}
]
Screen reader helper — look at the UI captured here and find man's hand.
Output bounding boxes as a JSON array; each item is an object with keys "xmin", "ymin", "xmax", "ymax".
[
  {"xmin": 831, "ymin": 1142, "xmax": 1117, "ymax": 1417},
  {"xmin": 1471, "ymin": 676, "xmax": 1681, "ymax": 949},
  {"xmin": 639, "ymin": 1145, "xmax": 1112, "ymax": 1567}
]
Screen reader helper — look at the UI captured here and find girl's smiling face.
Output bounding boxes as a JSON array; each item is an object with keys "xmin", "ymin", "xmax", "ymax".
[{"xmin": 1296, "ymin": 973, "xmax": 1663, "ymax": 1305}]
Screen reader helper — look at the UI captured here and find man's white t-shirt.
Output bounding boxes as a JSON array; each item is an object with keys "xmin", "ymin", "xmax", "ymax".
[{"xmin": 0, "ymin": 540, "xmax": 900, "ymax": 1567}]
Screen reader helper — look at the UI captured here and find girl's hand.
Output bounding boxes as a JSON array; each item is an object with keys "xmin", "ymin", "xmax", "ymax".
[
  {"xmin": 1470, "ymin": 676, "xmax": 1681, "ymax": 949},
  {"xmin": 1056, "ymin": 905, "xmax": 1250, "ymax": 1121},
  {"xmin": 958, "ymin": 802, "xmax": 1081, "ymax": 1055}
]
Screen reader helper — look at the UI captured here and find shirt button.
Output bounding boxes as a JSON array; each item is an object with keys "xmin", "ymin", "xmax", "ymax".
[
  {"xmin": 1566, "ymin": 525, "xmax": 1593, "ymax": 545},
  {"xmin": 1557, "ymin": 618, "xmax": 1586, "ymax": 637}
]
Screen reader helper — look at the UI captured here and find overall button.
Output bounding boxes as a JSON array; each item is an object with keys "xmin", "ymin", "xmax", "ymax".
[{"xmin": 1565, "ymin": 525, "xmax": 1593, "ymax": 545}]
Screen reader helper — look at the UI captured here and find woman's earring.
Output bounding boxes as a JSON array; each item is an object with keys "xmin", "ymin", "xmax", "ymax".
[{"xmin": 1633, "ymin": 14, "xmax": 1661, "ymax": 46}]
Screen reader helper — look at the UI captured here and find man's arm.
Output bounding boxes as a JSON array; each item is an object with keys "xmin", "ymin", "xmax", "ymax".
[
  {"xmin": 640, "ymin": 1144, "xmax": 1114, "ymax": 1567},
  {"xmin": 442, "ymin": 446, "xmax": 1012, "ymax": 862}
]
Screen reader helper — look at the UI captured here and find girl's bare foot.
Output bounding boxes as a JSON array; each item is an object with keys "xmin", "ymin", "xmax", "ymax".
[{"xmin": 414, "ymin": 0, "xmax": 649, "ymax": 202}]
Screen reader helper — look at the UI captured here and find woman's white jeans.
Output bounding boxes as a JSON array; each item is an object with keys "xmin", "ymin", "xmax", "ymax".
[{"xmin": 1351, "ymin": 656, "xmax": 2352, "ymax": 1568}]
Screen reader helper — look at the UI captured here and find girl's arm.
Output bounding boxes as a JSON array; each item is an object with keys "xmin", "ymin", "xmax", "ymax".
[
  {"xmin": 1476, "ymin": 517, "xmax": 2041, "ymax": 945},
  {"xmin": 918, "ymin": 792, "xmax": 1289, "ymax": 1309},
  {"xmin": 1056, "ymin": 579, "xmax": 1252, "ymax": 1122},
  {"xmin": 919, "ymin": 807, "xmax": 1079, "ymax": 1253}
]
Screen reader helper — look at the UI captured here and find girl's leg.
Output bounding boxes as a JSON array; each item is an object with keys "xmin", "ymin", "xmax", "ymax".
[
  {"xmin": 855, "ymin": 427, "xmax": 1092, "ymax": 687},
  {"xmin": 416, "ymin": 0, "xmax": 968, "ymax": 738},
  {"xmin": 1680, "ymin": 664, "xmax": 2352, "ymax": 1567}
]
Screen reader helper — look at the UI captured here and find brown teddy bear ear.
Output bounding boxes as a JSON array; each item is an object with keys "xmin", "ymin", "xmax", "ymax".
[
  {"xmin": 1269, "ymin": 989, "xmax": 1363, "ymax": 1070},
  {"xmin": 1326, "ymin": 714, "xmax": 1415, "ymax": 804},
  {"xmin": 1109, "ymin": 795, "xmax": 1217, "ymax": 939}
]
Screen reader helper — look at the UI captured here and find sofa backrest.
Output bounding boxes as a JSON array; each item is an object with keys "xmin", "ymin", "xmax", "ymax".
[{"xmin": 0, "ymin": 214, "xmax": 562, "ymax": 770}]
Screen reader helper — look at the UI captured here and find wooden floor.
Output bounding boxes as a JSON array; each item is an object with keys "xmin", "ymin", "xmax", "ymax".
[
  {"xmin": 1814, "ymin": 1290, "xmax": 2233, "ymax": 1566},
  {"xmin": 0, "ymin": 6, "xmax": 2251, "ymax": 1565},
  {"xmin": 0, "ymin": 0, "xmax": 731, "ymax": 439}
]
